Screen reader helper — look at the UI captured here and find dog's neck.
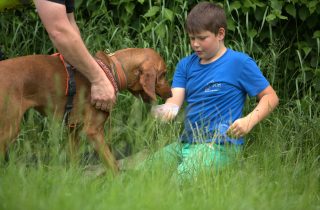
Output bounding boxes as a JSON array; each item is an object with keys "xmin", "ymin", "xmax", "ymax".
[
  {"xmin": 95, "ymin": 50, "xmax": 141, "ymax": 91},
  {"xmin": 106, "ymin": 54, "xmax": 128, "ymax": 92}
]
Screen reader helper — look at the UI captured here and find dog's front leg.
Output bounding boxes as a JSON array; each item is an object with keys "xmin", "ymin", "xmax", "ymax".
[{"xmin": 86, "ymin": 129, "xmax": 119, "ymax": 176}]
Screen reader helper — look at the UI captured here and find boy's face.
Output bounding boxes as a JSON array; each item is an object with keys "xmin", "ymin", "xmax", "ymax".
[{"xmin": 188, "ymin": 29, "xmax": 225, "ymax": 64}]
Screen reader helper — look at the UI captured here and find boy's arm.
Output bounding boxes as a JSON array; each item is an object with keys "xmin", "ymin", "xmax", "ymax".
[
  {"xmin": 154, "ymin": 87, "xmax": 185, "ymax": 121},
  {"xmin": 226, "ymin": 85, "xmax": 279, "ymax": 138},
  {"xmin": 166, "ymin": 88, "xmax": 186, "ymax": 112}
]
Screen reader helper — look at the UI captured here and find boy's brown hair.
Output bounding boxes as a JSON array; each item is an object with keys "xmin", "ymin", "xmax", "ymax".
[{"xmin": 185, "ymin": 2, "xmax": 227, "ymax": 36}]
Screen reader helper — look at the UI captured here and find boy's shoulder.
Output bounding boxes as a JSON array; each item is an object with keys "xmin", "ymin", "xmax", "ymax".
[
  {"xmin": 223, "ymin": 48, "xmax": 251, "ymax": 62},
  {"xmin": 180, "ymin": 48, "xmax": 252, "ymax": 64}
]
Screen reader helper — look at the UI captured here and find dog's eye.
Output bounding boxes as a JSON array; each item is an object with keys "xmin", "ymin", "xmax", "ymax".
[{"xmin": 163, "ymin": 73, "xmax": 166, "ymax": 77}]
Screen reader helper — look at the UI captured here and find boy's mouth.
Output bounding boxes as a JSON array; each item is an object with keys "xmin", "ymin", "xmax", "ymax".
[{"xmin": 195, "ymin": 50, "xmax": 202, "ymax": 54}]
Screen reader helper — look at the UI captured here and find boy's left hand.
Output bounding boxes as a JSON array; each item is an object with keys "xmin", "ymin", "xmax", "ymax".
[{"xmin": 225, "ymin": 117, "xmax": 253, "ymax": 139}]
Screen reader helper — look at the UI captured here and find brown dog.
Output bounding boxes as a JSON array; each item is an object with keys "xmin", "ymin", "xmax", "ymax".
[{"xmin": 0, "ymin": 48, "xmax": 172, "ymax": 175}]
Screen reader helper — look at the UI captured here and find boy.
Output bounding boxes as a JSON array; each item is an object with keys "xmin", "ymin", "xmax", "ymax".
[{"xmin": 138, "ymin": 2, "xmax": 278, "ymax": 183}]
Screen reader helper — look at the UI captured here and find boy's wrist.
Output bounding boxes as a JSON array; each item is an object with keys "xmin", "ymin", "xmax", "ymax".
[{"xmin": 244, "ymin": 114, "xmax": 258, "ymax": 130}]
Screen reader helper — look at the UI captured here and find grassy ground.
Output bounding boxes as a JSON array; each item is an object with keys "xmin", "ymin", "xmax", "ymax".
[
  {"xmin": 1, "ymin": 7, "xmax": 320, "ymax": 210},
  {"xmin": 0, "ymin": 99, "xmax": 319, "ymax": 210}
]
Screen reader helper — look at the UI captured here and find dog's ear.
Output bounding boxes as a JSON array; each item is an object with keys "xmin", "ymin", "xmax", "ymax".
[{"xmin": 139, "ymin": 61, "xmax": 157, "ymax": 102}]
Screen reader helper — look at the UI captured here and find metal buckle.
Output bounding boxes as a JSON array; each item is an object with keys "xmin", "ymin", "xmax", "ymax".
[
  {"xmin": 66, "ymin": 104, "xmax": 73, "ymax": 109},
  {"xmin": 105, "ymin": 49, "xmax": 114, "ymax": 57},
  {"xmin": 68, "ymin": 81, "xmax": 76, "ymax": 95}
]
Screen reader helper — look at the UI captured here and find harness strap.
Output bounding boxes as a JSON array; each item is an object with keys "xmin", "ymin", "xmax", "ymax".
[
  {"xmin": 51, "ymin": 53, "xmax": 121, "ymax": 129},
  {"xmin": 51, "ymin": 53, "xmax": 118, "ymax": 164},
  {"xmin": 52, "ymin": 53, "xmax": 77, "ymax": 126},
  {"xmin": 63, "ymin": 57, "xmax": 77, "ymax": 126},
  {"xmin": 105, "ymin": 49, "xmax": 128, "ymax": 92}
]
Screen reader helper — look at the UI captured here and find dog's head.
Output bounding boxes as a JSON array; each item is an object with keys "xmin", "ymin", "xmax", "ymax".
[
  {"xmin": 127, "ymin": 50, "xmax": 172, "ymax": 104},
  {"xmin": 95, "ymin": 49, "xmax": 172, "ymax": 104}
]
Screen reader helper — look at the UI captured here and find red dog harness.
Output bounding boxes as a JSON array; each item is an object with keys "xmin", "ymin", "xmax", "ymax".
[{"xmin": 51, "ymin": 53, "xmax": 124, "ymax": 127}]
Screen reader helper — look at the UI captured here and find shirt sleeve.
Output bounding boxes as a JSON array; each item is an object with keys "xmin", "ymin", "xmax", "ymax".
[
  {"xmin": 171, "ymin": 59, "xmax": 187, "ymax": 88},
  {"xmin": 238, "ymin": 57, "xmax": 270, "ymax": 97}
]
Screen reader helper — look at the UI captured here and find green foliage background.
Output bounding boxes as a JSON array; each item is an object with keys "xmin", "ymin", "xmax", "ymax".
[{"xmin": 1, "ymin": 0, "xmax": 320, "ymax": 102}]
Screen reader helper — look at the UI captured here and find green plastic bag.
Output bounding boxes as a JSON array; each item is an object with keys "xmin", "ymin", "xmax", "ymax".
[{"xmin": 0, "ymin": 0, "xmax": 34, "ymax": 13}]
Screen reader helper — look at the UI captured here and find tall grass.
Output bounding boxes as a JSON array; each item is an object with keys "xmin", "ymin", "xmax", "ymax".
[
  {"xmin": 1, "ymin": 101, "xmax": 319, "ymax": 209},
  {"xmin": 0, "ymin": 4, "xmax": 319, "ymax": 210}
]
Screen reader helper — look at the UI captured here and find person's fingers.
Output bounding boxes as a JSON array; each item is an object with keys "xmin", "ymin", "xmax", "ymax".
[
  {"xmin": 95, "ymin": 102, "xmax": 102, "ymax": 109},
  {"xmin": 226, "ymin": 125, "xmax": 235, "ymax": 136},
  {"xmin": 93, "ymin": 98, "xmax": 116, "ymax": 111},
  {"xmin": 169, "ymin": 112, "xmax": 175, "ymax": 120},
  {"xmin": 226, "ymin": 125, "xmax": 238, "ymax": 138},
  {"xmin": 231, "ymin": 128, "xmax": 244, "ymax": 138},
  {"xmin": 103, "ymin": 101, "xmax": 115, "ymax": 111},
  {"xmin": 100, "ymin": 103, "xmax": 108, "ymax": 111},
  {"xmin": 91, "ymin": 96, "xmax": 116, "ymax": 111},
  {"xmin": 90, "ymin": 78, "xmax": 116, "ymax": 110},
  {"xmin": 98, "ymin": 100, "xmax": 115, "ymax": 111},
  {"xmin": 161, "ymin": 112, "xmax": 169, "ymax": 122},
  {"xmin": 234, "ymin": 131, "xmax": 240, "ymax": 138},
  {"xmin": 91, "ymin": 98, "xmax": 97, "ymax": 106}
]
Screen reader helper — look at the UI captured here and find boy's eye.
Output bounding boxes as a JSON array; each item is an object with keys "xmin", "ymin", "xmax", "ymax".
[{"xmin": 189, "ymin": 37, "xmax": 206, "ymax": 41}]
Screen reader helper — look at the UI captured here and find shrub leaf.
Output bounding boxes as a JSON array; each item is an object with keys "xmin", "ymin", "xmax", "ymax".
[{"xmin": 285, "ymin": 4, "xmax": 296, "ymax": 18}]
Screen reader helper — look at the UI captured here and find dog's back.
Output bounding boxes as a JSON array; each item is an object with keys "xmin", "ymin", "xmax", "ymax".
[
  {"xmin": 1, "ymin": 55, "xmax": 67, "ymax": 111},
  {"xmin": 0, "ymin": 55, "xmax": 75, "ymax": 143}
]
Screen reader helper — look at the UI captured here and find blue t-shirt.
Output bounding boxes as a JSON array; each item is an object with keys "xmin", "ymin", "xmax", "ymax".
[{"xmin": 172, "ymin": 48, "xmax": 269, "ymax": 145}]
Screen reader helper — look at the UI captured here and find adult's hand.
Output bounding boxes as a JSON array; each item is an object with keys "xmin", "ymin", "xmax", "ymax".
[{"xmin": 90, "ymin": 76, "xmax": 116, "ymax": 111}]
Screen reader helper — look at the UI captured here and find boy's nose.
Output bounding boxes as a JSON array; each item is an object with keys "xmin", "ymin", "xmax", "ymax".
[{"xmin": 193, "ymin": 41, "xmax": 200, "ymax": 47}]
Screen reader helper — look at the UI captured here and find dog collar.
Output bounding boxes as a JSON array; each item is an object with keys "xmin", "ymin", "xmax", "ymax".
[{"xmin": 105, "ymin": 49, "xmax": 128, "ymax": 92}]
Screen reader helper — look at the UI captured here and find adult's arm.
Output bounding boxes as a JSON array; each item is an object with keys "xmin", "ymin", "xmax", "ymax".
[
  {"xmin": 67, "ymin": 13, "xmax": 81, "ymax": 36},
  {"xmin": 33, "ymin": 0, "xmax": 115, "ymax": 111}
]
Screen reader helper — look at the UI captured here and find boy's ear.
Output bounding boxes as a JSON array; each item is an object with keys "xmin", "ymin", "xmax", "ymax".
[{"xmin": 218, "ymin": 28, "xmax": 225, "ymax": 40}]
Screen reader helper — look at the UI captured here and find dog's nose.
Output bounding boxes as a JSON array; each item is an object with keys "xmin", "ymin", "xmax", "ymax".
[{"xmin": 169, "ymin": 93, "xmax": 173, "ymax": 98}]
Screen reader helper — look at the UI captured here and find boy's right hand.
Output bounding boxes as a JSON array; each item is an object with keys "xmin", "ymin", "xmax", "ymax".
[
  {"xmin": 153, "ymin": 111, "xmax": 176, "ymax": 122},
  {"xmin": 151, "ymin": 103, "xmax": 179, "ymax": 122}
]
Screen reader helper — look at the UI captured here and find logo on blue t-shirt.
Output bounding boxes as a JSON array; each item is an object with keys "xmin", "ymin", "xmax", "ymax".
[{"xmin": 205, "ymin": 80, "xmax": 221, "ymax": 92}]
